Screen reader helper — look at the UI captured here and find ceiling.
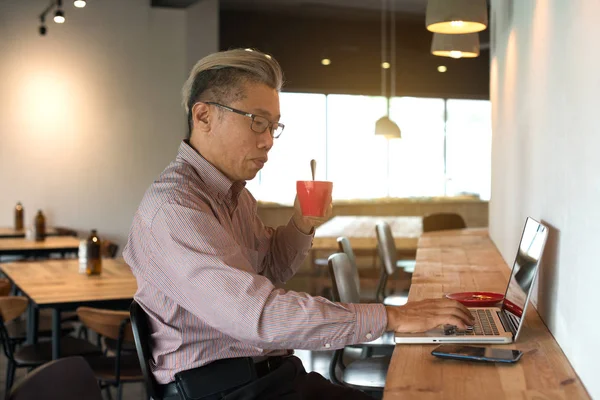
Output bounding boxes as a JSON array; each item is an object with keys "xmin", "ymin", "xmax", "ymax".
[{"xmin": 152, "ymin": 0, "xmax": 429, "ymax": 19}]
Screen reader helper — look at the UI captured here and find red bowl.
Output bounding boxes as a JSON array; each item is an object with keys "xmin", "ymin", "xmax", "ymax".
[{"xmin": 445, "ymin": 291, "xmax": 504, "ymax": 307}]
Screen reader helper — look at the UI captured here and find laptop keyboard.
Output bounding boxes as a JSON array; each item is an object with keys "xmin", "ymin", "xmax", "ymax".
[{"xmin": 454, "ymin": 309, "xmax": 500, "ymax": 336}]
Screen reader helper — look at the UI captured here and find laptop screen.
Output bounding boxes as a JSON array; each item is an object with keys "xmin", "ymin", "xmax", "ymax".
[{"xmin": 501, "ymin": 217, "xmax": 548, "ymax": 335}]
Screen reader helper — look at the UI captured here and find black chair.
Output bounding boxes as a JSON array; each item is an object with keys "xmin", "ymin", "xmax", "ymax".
[
  {"xmin": 8, "ymin": 356, "xmax": 103, "ymax": 400},
  {"xmin": 130, "ymin": 300, "xmax": 162, "ymax": 400},
  {"xmin": 77, "ymin": 307, "xmax": 144, "ymax": 400},
  {"xmin": 0, "ymin": 297, "xmax": 102, "ymax": 396},
  {"xmin": 101, "ymin": 240, "xmax": 119, "ymax": 259},
  {"xmin": 422, "ymin": 212, "xmax": 467, "ymax": 233},
  {"xmin": 327, "ymin": 253, "xmax": 391, "ymax": 397},
  {"xmin": 54, "ymin": 227, "xmax": 78, "ymax": 237},
  {"xmin": 375, "ymin": 222, "xmax": 411, "ymax": 306}
]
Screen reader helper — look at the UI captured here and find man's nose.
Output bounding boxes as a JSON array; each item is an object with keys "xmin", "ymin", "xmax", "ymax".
[{"xmin": 257, "ymin": 129, "xmax": 274, "ymax": 151}]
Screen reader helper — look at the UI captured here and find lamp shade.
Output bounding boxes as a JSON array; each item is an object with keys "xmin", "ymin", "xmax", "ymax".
[
  {"xmin": 375, "ymin": 116, "xmax": 401, "ymax": 139},
  {"xmin": 431, "ymin": 33, "xmax": 480, "ymax": 58},
  {"xmin": 426, "ymin": 0, "xmax": 488, "ymax": 34}
]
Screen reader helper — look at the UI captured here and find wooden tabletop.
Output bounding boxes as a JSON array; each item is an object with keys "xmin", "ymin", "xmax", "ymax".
[
  {"xmin": 0, "ymin": 236, "xmax": 80, "ymax": 252},
  {"xmin": 313, "ymin": 216, "xmax": 422, "ymax": 251},
  {"xmin": 383, "ymin": 229, "xmax": 589, "ymax": 399},
  {"xmin": 0, "ymin": 259, "xmax": 137, "ymax": 305},
  {"xmin": 0, "ymin": 227, "xmax": 60, "ymax": 238}
]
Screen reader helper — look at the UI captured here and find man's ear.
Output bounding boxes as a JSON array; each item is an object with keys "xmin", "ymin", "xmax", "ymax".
[{"xmin": 191, "ymin": 102, "xmax": 211, "ymax": 133}]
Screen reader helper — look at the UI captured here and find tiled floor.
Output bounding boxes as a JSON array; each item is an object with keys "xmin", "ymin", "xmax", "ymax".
[{"xmin": 0, "ymin": 273, "xmax": 404, "ymax": 399}]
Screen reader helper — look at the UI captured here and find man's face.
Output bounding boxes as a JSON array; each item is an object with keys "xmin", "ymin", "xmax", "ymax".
[{"xmin": 208, "ymin": 82, "xmax": 280, "ymax": 182}]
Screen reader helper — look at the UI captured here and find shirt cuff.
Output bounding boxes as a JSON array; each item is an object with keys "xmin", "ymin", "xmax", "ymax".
[
  {"xmin": 348, "ymin": 303, "xmax": 388, "ymax": 343},
  {"xmin": 285, "ymin": 217, "xmax": 315, "ymax": 247}
]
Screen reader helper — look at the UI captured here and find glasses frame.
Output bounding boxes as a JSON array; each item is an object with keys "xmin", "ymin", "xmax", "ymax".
[{"xmin": 203, "ymin": 102, "xmax": 285, "ymax": 139}]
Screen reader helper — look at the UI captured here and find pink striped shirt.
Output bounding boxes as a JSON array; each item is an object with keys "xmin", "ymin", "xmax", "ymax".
[{"xmin": 123, "ymin": 141, "xmax": 387, "ymax": 384}]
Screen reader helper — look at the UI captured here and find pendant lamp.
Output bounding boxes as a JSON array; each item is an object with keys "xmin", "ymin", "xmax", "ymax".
[
  {"xmin": 426, "ymin": 0, "xmax": 488, "ymax": 34},
  {"xmin": 375, "ymin": 0, "xmax": 401, "ymax": 139},
  {"xmin": 431, "ymin": 32, "xmax": 480, "ymax": 58}
]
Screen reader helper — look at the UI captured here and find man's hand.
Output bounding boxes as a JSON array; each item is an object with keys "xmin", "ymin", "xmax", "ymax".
[
  {"xmin": 385, "ymin": 298, "xmax": 475, "ymax": 332},
  {"xmin": 292, "ymin": 194, "xmax": 333, "ymax": 235}
]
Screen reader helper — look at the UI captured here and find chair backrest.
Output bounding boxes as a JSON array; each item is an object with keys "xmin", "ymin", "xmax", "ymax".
[
  {"xmin": 76, "ymin": 307, "xmax": 133, "ymax": 342},
  {"xmin": 54, "ymin": 227, "xmax": 78, "ymax": 237},
  {"xmin": 0, "ymin": 278, "xmax": 12, "ymax": 297},
  {"xmin": 8, "ymin": 356, "xmax": 103, "ymax": 400},
  {"xmin": 336, "ymin": 237, "xmax": 360, "ymax": 296},
  {"xmin": 130, "ymin": 300, "xmax": 161, "ymax": 400},
  {"xmin": 375, "ymin": 222, "xmax": 400, "ymax": 277},
  {"xmin": 328, "ymin": 253, "xmax": 360, "ymax": 303},
  {"xmin": 101, "ymin": 240, "xmax": 119, "ymax": 258},
  {"xmin": 0, "ymin": 297, "xmax": 29, "ymax": 324},
  {"xmin": 422, "ymin": 213, "xmax": 466, "ymax": 233}
]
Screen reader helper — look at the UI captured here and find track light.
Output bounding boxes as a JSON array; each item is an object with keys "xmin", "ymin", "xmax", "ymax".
[
  {"xmin": 54, "ymin": 0, "xmax": 65, "ymax": 24},
  {"xmin": 74, "ymin": 0, "xmax": 86, "ymax": 8},
  {"xmin": 54, "ymin": 9, "xmax": 65, "ymax": 23},
  {"xmin": 38, "ymin": 15, "xmax": 47, "ymax": 36}
]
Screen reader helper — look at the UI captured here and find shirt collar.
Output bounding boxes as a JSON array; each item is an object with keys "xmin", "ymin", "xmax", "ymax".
[{"xmin": 177, "ymin": 140, "xmax": 246, "ymax": 204}]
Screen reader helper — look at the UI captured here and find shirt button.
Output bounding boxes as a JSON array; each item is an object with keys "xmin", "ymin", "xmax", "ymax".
[
  {"xmin": 366, "ymin": 333, "xmax": 373, "ymax": 340},
  {"xmin": 324, "ymin": 343, "xmax": 331, "ymax": 349}
]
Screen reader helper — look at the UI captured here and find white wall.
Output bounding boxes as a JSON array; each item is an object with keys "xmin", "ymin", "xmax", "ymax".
[
  {"xmin": 490, "ymin": 1, "xmax": 600, "ymax": 397},
  {"xmin": 0, "ymin": 0, "xmax": 218, "ymax": 249},
  {"xmin": 187, "ymin": 0, "xmax": 219, "ymax": 73}
]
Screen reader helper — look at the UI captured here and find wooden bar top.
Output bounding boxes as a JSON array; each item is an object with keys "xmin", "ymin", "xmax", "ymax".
[
  {"xmin": 383, "ymin": 229, "xmax": 589, "ymax": 399},
  {"xmin": 313, "ymin": 216, "xmax": 422, "ymax": 251},
  {"xmin": 0, "ymin": 236, "xmax": 80, "ymax": 251},
  {"xmin": 0, "ymin": 259, "xmax": 136, "ymax": 305}
]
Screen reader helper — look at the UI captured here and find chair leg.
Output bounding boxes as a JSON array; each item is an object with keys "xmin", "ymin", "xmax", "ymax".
[
  {"xmin": 117, "ymin": 383, "xmax": 123, "ymax": 400},
  {"xmin": 104, "ymin": 386, "xmax": 114, "ymax": 400},
  {"xmin": 5, "ymin": 361, "xmax": 16, "ymax": 399}
]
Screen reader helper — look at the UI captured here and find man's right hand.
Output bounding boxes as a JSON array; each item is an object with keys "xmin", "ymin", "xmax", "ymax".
[{"xmin": 385, "ymin": 299, "xmax": 475, "ymax": 332}]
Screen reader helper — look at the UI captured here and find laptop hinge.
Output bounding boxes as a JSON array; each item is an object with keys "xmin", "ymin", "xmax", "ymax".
[{"xmin": 497, "ymin": 310, "xmax": 516, "ymax": 336}]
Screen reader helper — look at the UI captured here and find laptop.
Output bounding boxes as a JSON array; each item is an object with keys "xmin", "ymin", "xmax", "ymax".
[{"xmin": 394, "ymin": 217, "xmax": 548, "ymax": 344}]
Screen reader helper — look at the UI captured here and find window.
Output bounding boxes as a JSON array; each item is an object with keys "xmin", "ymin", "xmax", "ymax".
[
  {"xmin": 247, "ymin": 93, "xmax": 491, "ymax": 204},
  {"xmin": 388, "ymin": 97, "xmax": 446, "ymax": 197},
  {"xmin": 445, "ymin": 99, "xmax": 492, "ymax": 200},
  {"xmin": 246, "ymin": 93, "xmax": 326, "ymax": 204},
  {"xmin": 326, "ymin": 94, "xmax": 388, "ymax": 200}
]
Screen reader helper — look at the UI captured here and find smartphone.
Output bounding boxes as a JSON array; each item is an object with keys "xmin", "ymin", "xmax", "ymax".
[{"xmin": 431, "ymin": 344, "xmax": 523, "ymax": 363}]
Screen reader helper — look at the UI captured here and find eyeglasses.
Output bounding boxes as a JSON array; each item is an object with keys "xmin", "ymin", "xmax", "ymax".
[{"xmin": 204, "ymin": 102, "xmax": 285, "ymax": 139}]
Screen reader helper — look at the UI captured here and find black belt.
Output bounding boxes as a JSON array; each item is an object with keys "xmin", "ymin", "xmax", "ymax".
[
  {"xmin": 254, "ymin": 355, "xmax": 286, "ymax": 378},
  {"xmin": 159, "ymin": 356, "xmax": 287, "ymax": 399}
]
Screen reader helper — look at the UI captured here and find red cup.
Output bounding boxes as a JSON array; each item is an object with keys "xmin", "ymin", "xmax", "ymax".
[{"xmin": 296, "ymin": 181, "xmax": 333, "ymax": 217}]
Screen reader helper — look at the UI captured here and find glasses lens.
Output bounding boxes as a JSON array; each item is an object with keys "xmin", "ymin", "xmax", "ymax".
[{"xmin": 251, "ymin": 115, "xmax": 270, "ymax": 133}]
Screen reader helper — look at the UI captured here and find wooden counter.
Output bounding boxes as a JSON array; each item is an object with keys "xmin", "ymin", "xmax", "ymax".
[{"xmin": 383, "ymin": 229, "xmax": 589, "ymax": 399}]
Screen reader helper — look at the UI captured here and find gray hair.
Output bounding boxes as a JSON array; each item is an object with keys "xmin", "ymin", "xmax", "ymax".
[{"xmin": 182, "ymin": 49, "xmax": 284, "ymax": 138}]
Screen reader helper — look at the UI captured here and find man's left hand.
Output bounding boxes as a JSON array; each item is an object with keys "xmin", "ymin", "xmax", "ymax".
[{"xmin": 292, "ymin": 195, "xmax": 333, "ymax": 235}]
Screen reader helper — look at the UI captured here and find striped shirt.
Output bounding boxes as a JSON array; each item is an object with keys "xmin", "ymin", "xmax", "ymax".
[{"xmin": 123, "ymin": 140, "xmax": 387, "ymax": 384}]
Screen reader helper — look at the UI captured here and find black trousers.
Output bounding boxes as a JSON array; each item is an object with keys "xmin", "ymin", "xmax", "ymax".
[{"xmin": 189, "ymin": 356, "xmax": 376, "ymax": 400}]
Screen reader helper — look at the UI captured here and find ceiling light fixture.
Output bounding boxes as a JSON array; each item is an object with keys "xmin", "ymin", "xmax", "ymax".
[
  {"xmin": 54, "ymin": 0, "xmax": 65, "ymax": 24},
  {"xmin": 321, "ymin": 58, "xmax": 331, "ymax": 66},
  {"xmin": 431, "ymin": 32, "xmax": 480, "ymax": 58},
  {"xmin": 375, "ymin": 0, "xmax": 401, "ymax": 139},
  {"xmin": 437, "ymin": 65, "xmax": 447, "ymax": 73},
  {"xmin": 74, "ymin": 0, "xmax": 86, "ymax": 8},
  {"xmin": 39, "ymin": 15, "xmax": 47, "ymax": 36},
  {"xmin": 426, "ymin": 0, "xmax": 488, "ymax": 34}
]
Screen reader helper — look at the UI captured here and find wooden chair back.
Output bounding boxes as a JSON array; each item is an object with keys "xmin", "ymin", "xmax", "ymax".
[
  {"xmin": 0, "ymin": 297, "xmax": 28, "ymax": 323},
  {"xmin": 422, "ymin": 213, "xmax": 466, "ymax": 233},
  {"xmin": 76, "ymin": 307, "xmax": 133, "ymax": 342},
  {"xmin": 0, "ymin": 278, "xmax": 12, "ymax": 297}
]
